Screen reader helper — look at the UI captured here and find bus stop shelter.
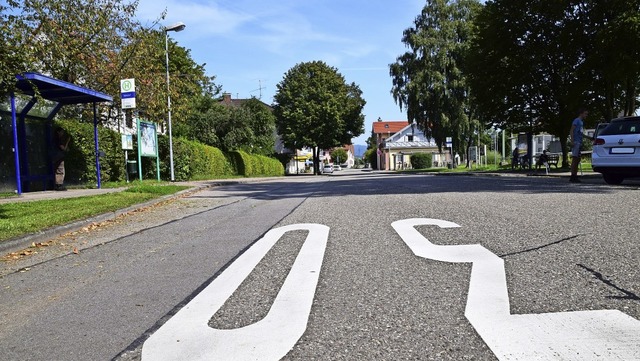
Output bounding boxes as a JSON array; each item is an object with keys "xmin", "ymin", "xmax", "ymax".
[{"xmin": 4, "ymin": 72, "xmax": 113, "ymax": 195}]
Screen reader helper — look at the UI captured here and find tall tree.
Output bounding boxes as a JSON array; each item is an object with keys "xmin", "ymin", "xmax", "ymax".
[
  {"xmin": 466, "ymin": 0, "xmax": 640, "ymax": 166},
  {"xmin": 1, "ymin": 0, "xmax": 217, "ymax": 130},
  {"xmin": 390, "ymin": 0, "xmax": 482, "ymax": 165},
  {"xmin": 274, "ymin": 61, "xmax": 365, "ymax": 174},
  {"xmin": 579, "ymin": 0, "xmax": 640, "ymax": 120},
  {"xmin": 1, "ymin": 0, "xmax": 140, "ymax": 94},
  {"xmin": 117, "ymin": 28, "xmax": 216, "ymax": 131},
  {"xmin": 181, "ymin": 97, "xmax": 275, "ymax": 155},
  {"xmin": 330, "ymin": 148, "xmax": 348, "ymax": 165}
]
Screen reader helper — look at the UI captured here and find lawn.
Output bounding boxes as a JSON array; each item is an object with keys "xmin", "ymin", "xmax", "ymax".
[{"xmin": 0, "ymin": 183, "xmax": 189, "ymax": 243}]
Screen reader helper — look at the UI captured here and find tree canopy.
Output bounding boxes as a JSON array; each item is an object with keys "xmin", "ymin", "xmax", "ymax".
[
  {"xmin": 390, "ymin": 0, "xmax": 482, "ymax": 162},
  {"xmin": 330, "ymin": 148, "xmax": 348, "ymax": 165},
  {"xmin": 0, "ymin": 0, "xmax": 216, "ymax": 131},
  {"xmin": 274, "ymin": 61, "xmax": 365, "ymax": 173},
  {"xmin": 466, "ymin": 0, "xmax": 640, "ymax": 163},
  {"xmin": 180, "ymin": 97, "xmax": 276, "ymax": 155}
]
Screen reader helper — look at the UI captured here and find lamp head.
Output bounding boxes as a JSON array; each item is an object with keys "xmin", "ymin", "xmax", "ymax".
[{"xmin": 165, "ymin": 22, "xmax": 186, "ymax": 32}]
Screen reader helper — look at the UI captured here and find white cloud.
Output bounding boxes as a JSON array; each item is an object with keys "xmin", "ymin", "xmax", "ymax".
[{"xmin": 136, "ymin": 0, "xmax": 254, "ymax": 36}]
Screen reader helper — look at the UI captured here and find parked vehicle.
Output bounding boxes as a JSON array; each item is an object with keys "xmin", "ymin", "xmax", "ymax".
[
  {"xmin": 594, "ymin": 122, "xmax": 609, "ymax": 138},
  {"xmin": 333, "ymin": 165, "xmax": 342, "ymax": 171},
  {"xmin": 323, "ymin": 164, "xmax": 334, "ymax": 174},
  {"xmin": 592, "ymin": 116, "xmax": 640, "ymax": 184}
]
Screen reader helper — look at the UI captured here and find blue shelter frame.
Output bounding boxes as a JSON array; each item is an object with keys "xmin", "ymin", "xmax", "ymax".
[{"xmin": 8, "ymin": 73, "xmax": 113, "ymax": 194}]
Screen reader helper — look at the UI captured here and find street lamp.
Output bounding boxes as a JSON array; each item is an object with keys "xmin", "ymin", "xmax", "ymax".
[{"xmin": 164, "ymin": 21, "xmax": 186, "ymax": 181}]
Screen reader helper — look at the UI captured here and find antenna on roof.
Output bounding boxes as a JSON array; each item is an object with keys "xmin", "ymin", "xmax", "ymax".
[{"xmin": 250, "ymin": 79, "xmax": 266, "ymax": 99}]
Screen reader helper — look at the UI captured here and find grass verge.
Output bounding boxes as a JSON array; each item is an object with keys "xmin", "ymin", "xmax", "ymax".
[{"xmin": 0, "ymin": 183, "xmax": 189, "ymax": 243}]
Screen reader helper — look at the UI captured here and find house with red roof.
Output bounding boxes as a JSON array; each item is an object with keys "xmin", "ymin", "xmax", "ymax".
[{"xmin": 372, "ymin": 118, "xmax": 440, "ymax": 170}]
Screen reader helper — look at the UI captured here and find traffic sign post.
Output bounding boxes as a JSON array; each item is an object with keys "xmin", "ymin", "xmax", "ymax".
[
  {"xmin": 446, "ymin": 137, "xmax": 454, "ymax": 168},
  {"xmin": 120, "ymin": 79, "xmax": 136, "ymax": 109}
]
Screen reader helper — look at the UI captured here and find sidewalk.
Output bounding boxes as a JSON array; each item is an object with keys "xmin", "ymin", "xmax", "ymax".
[
  {"xmin": 0, "ymin": 177, "xmax": 279, "ymax": 205},
  {"xmin": 0, "ymin": 187, "xmax": 127, "ymax": 204}
]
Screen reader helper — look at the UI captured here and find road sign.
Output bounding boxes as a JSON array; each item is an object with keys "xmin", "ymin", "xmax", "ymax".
[
  {"xmin": 446, "ymin": 136, "xmax": 452, "ymax": 148},
  {"xmin": 120, "ymin": 78, "xmax": 136, "ymax": 109}
]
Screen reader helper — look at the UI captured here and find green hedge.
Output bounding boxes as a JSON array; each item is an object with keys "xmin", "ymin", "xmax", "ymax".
[
  {"xmin": 410, "ymin": 152, "xmax": 432, "ymax": 170},
  {"xmin": 57, "ymin": 120, "xmax": 125, "ymax": 185},
  {"xmin": 228, "ymin": 150, "xmax": 284, "ymax": 177},
  {"xmin": 56, "ymin": 120, "xmax": 282, "ymax": 184}
]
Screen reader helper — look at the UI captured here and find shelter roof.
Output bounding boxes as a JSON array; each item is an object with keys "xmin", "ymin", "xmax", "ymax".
[{"xmin": 15, "ymin": 72, "xmax": 113, "ymax": 104}]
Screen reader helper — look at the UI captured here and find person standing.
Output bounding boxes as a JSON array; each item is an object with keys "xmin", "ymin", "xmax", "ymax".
[
  {"xmin": 52, "ymin": 127, "xmax": 70, "ymax": 191},
  {"xmin": 569, "ymin": 108, "xmax": 588, "ymax": 183}
]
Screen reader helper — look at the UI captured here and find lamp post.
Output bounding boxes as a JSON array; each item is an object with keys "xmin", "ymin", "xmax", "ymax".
[{"xmin": 164, "ymin": 21, "xmax": 186, "ymax": 181}]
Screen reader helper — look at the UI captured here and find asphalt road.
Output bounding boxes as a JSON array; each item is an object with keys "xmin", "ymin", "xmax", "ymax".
[{"xmin": 1, "ymin": 171, "xmax": 639, "ymax": 360}]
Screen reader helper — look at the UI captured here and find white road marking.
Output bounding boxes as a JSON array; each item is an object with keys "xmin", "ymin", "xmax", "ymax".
[
  {"xmin": 141, "ymin": 224, "xmax": 329, "ymax": 361},
  {"xmin": 392, "ymin": 218, "xmax": 640, "ymax": 361}
]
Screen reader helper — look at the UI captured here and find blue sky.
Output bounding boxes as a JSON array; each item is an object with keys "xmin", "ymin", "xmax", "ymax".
[{"xmin": 136, "ymin": 0, "xmax": 427, "ymax": 145}]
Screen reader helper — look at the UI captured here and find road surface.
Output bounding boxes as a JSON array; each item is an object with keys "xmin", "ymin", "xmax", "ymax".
[{"xmin": 1, "ymin": 171, "xmax": 638, "ymax": 360}]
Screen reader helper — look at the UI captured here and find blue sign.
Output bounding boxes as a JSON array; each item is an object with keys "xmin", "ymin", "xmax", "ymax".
[{"xmin": 121, "ymin": 91, "xmax": 136, "ymax": 99}]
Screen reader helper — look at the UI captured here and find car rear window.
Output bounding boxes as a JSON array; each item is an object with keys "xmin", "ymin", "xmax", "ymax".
[{"xmin": 599, "ymin": 119, "xmax": 640, "ymax": 135}]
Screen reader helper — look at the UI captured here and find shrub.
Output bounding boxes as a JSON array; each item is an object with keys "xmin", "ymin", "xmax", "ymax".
[
  {"xmin": 53, "ymin": 120, "xmax": 282, "ymax": 184},
  {"xmin": 364, "ymin": 148, "xmax": 377, "ymax": 169},
  {"xmin": 57, "ymin": 120, "xmax": 125, "ymax": 185},
  {"xmin": 228, "ymin": 151, "xmax": 284, "ymax": 177},
  {"xmin": 411, "ymin": 152, "xmax": 432, "ymax": 169}
]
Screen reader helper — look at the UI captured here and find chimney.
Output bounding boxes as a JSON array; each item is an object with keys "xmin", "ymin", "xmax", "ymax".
[{"xmin": 222, "ymin": 93, "xmax": 232, "ymax": 104}]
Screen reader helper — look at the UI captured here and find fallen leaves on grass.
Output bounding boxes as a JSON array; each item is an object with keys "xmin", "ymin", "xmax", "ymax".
[{"xmin": 1, "ymin": 194, "xmax": 184, "ymax": 262}]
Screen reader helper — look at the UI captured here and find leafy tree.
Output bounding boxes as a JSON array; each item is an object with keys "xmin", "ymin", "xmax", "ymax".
[
  {"xmin": 1, "ymin": 0, "xmax": 140, "ymax": 96},
  {"xmin": 274, "ymin": 61, "xmax": 366, "ymax": 174},
  {"xmin": 466, "ymin": 0, "xmax": 640, "ymax": 166},
  {"xmin": 390, "ymin": 0, "xmax": 482, "ymax": 167},
  {"xmin": 579, "ymin": 1, "xmax": 640, "ymax": 120},
  {"xmin": 117, "ymin": 28, "xmax": 217, "ymax": 132},
  {"xmin": 238, "ymin": 98, "xmax": 277, "ymax": 155},
  {"xmin": 181, "ymin": 97, "xmax": 275, "ymax": 155},
  {"xmin": 330, "ymin": 148, "xmax": 348, "ymax": 165},
  {"xmin": 364, "ymin": 148, "xmax": 377, "ymax": 169},
  {"xmin": 1, "ymin": 0, "xmax": 217, "ymax": 131}
]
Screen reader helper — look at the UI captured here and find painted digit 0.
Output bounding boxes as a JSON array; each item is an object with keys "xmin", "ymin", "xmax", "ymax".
[{"xmin": 142, "ymin": 224, "xmax": 329, "ymax": 361}]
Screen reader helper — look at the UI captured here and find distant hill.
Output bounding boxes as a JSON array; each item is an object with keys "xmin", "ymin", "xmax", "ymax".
[{"xmin": 354, "ymin": 144, "xmax": 367, "ymax": 158}]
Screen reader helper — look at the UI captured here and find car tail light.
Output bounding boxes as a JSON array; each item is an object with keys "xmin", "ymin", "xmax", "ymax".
[{"xmin": 593, "ymin": 138, "xmax": 605, "ymax": 145}]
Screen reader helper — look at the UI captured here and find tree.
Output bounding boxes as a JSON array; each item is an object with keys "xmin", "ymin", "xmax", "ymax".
[
  {"xmin": 330, "ymin": 148, "xmax": 348, "ymax": 165},
  {"xmin": 390, "ymin": 0, "xmax": 482, "ymax": 167},
  {"xmin": 1, "ymin": 0, "xmax": 140, "ymax": 97},
  {"xmin": 1, "ymin": 0, "xmax": 217, "ymax": 130},
  {"xmin": 181, "ymin": 97, "xmax": 275, "ymax": 155},
  {"xmin": 466, "ymin": 0, "xmax": 640, "ymax": 167},
  {"xmin": 238, "ymin": 98, "xmax": 277, "ymax": 155},
  {"xmin": 117, "ymin": 28, "xmax": 217, "ymax": 132},
  {"xmin": 579, "ymin": 1, "xmax": 640, "ymax": 120},
  {"xmin": 274, "ymin": 61, "xmax": 365, "ymax": 174}
]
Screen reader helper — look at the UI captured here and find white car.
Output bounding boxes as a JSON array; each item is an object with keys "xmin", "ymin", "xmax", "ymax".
[
  {"xmin": 322, "ymin": 164, "xmax": 334, "ymax": 174},
  {"xmin": 333, "ymin": 165, "xmax": 342, "ymax": 171},
  {"xmin": 592, "ymin": 116, "xmax": 640, "ymax": 184}
]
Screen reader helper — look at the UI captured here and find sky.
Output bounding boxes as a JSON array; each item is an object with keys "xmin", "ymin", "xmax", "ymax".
[{"xmin": 135, "ymin": 0, "xmax": 427, "ymax": 145}]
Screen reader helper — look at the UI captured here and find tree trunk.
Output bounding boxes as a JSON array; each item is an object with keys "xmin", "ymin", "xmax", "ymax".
[
  {"xmin": 464, "ymin": 137, "xmax": 472, "ymax": 169},
  {"xmin": 313, "ymin": 147, "xmax": 321, "ymax": 175},
  {"xmin": 560, "ymin": 137, "xmax": 569, "ymax": 169}
]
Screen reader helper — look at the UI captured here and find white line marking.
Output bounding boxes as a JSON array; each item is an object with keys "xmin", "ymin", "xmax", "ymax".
[
  {"xmin": 141, "ymin": 224, "xmax": 329, "ymax": 361},
  {"xmin": 392, "ymin": 218, "xmax": 640, "ymax": 361}
]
